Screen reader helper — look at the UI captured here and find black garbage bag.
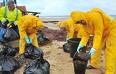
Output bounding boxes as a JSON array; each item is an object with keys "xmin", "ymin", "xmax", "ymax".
[
  {"xmin": 24, "ymin": 44, "xmax": 44, "ymax": 60},
  {"xmin": 63, "ymin": 43, "xmax": 71, "ymax": 53},
  {"xmin": 4, "ymin": 28, "xmax": 19, "ymax": 41},
  {"xmin": 67, "ymin": 38, "xmax": 81, "ymax": 58},
  {"xmin": 73, "ymin": 47, "xmax": 90, "ymax": 74},
  {"xmin": 24, "ymin": 59, "xmax": 50, "ymax": 74},
  {"xmin": 37, "ymin": 30, "xmax": 50, "ymax": 45},
  {"xmin": 10, "ymin": 22, "xmax": 19, "ymax": 36},
  {"xmin": 4, "ymin": 45, "xmax": 18, "ymax": 57},
  {"xmin": 0, "ymin": 44, "xmax": 4, "ymax": 56},
  {"xmin": 0, "ymin": 44, "xmax": 18, "ymax": 57},
  {"xmin": 16, "ymin": 54, "xmax": 26, "ymax": 66},
  {"xmin": 0, "ymin": 56, "xmax": 20, "ymax": 74}
]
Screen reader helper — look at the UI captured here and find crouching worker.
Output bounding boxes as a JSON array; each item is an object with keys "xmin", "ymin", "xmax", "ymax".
[
  {"xmin": 58, "ymin": 19, "xmax": 74, "ymax": 41},
  {"xmin": 0, "ymin": 1, "xmax": 22, "ymax": 30},
  {"xmin": 18, "ymin": 15, "xmax": 44, "ymax": 55}
]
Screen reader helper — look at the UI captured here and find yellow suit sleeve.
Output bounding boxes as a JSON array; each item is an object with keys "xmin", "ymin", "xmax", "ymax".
[
  {"xmin": 77, "ymin": 25, "xmax": 84, "ymax": 38},
  {"xmin": 92, "ymin": 13, "xmax": 103, "ymax": 49},
  {"xmin": 18, "ymin": 18, "xmax": 27, "ymax": 38},
  {"xmin": 80, "ymin": 27, "xmax": 89, "ymax": 46},
  {"xmin": 68, "ymin": 22, "xmax": 74, "ymax": 39},
  {"xmin": 0, "ymin": 7, "xmax": 6, "ymax": 21}
]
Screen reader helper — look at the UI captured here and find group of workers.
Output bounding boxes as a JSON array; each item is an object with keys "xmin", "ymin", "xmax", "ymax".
[
  {"xmin": 58, "ymin": 8, "xmax": 116, "ymax": 74},
  {"xmin": 0, "ymin": 1, "xmax": 116, "ymax": 74},
  {"xmin": 0, "ymin": 1, "xmax": 44, "ymax": 55}
]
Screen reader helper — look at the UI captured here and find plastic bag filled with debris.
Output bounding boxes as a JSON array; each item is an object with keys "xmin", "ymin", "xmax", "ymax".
[
  {"xmin": 67, "ymin": 38, "xmax": 81, "ymax": 58},
  {"xmin": 4, "ymin": 28, "xmax": 19, "ymax": 41},
  {"xmin": 0, "ymin": 44, "xmax": 18, "ymax": 57},
  {"xmin": 63, "ymin": 43, "xmax": 71, "ymax": 53},
  {"xmin": 0, "ymin": 56, "xmax": 20, "ymax": 74},
  {"xmin": 24, "ymin": 44, "xmax": 44, "ymax": 60},
  {"xmin": 24, "ymin": 59, "xmax": 50, "ymax": 74},
  {"xmin": 37, "ymin": 30, "xmax": 50, "ymax": 46},
  {"xmin": 73, "ymin": 47, "xmax": 90, "ymax": 74}
]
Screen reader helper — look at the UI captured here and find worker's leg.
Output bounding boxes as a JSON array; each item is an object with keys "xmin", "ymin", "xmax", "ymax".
[
  {"xmin": 29, "ymin": 33, "xmax": 39, "ymax": 48},
  {"xmin": 19, "ymin": 37, "xmax": 26, "ymax": 54},
  {"xmin": 105, "ymin": 47, "xmax": 116, "ymax": 74}
]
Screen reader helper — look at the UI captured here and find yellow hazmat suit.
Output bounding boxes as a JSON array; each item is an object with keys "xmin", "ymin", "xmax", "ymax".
[
  {"xmin": 70, "ymin": 8, "xmax": 112, "ymax": 68},
  {"xmin": 58, "ymin": 19, "xmax": 83, "ymax": 39},
  {"xmin": 105, "ymin": 20, "xmax": 116, "ymax": 74},
  {"xmin": 18, "ymin": 15, "xmax": 44, "ymax": 54},
  {"xmin": 58, "ymin": 19, "xmax": 74, "ymax": 39}
]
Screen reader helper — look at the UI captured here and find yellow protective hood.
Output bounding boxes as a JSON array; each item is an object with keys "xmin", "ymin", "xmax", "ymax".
[{"xmin": 70, "ymin": 11, "xmax": 87, "ymax": 24}]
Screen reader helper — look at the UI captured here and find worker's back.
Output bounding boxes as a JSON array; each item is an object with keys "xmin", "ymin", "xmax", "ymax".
[
  {"xmin": 18, "ymin": 15, "xmax": 43, "ymax": 34},
  {"xmin": 89, "ymin": 8, "xmax": 112, "ymax": 32}
]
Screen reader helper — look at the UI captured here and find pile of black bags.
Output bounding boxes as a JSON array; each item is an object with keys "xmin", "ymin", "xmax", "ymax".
[
  {"xmin": 0, "ymin": 43, "xmax": 50, "ymax": 74},
  {"xmin": 0, "ymin": 44, "xmax": 20, "ymax": 74},
  {"xmin": 0, "ymin": 44, "xmax": 18, "ymax": 57},
  {"xmin": 23, "ymin": 44, "xmax": 50, "ymax": 74},
  {"xmin": 0, "ymin": 56, "xmax": 20, "ymax": 74},
  {"xmin": 0, "ymin": 21, "xmax": 50, "ymax": 74},
  {"xmin": 24, "ymin": 59, "xmax": 50, "ymax": 74}
]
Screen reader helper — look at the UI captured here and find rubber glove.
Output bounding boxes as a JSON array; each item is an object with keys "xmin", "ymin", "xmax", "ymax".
[
  {"xmin": 7, "ymin": 23, "xmax": 12, "ymax": 28},
  {"xmin": 25, "ymin": 35, "xmax": 32, "ymax": 44},
  {"xmin": 89, "ymin": 48, "xmax": 96, "ymax": 56},
  {"xmin": 1, "ymin": 19, "xmax": 9, "ymax": 27},
  {"xmin": 66, "ymin": 37, "xmax": 69, "ymax": 41},
  {"xmin": 77, "ymin": 44, "xmax": 84, "ymax": 52},
  {"xmin": 12, "ymin": 21, "xmax": 17, "ymax": 26},
  {"xmin": 65, "ymin": 37, "xmax": 69, "ymax": 43}
]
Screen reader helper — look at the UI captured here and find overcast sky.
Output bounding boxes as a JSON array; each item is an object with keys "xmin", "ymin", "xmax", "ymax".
[{"xmin": 17, "ymin": 0, "xmax": 116, "ymax": 16}]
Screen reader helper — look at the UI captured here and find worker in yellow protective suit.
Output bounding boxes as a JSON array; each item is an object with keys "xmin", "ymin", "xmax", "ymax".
[
  {"xmin": 58, "ymin": 19, "xmax": 74, "ymax": 39},
  {"xmin": 0, "ymin": 1, "xmax": 22, "ymax": 27},
  {"xmin": 18, "ymin": 15, "xmax": 44, "ymax": 54},
  {"xmin": 105, "ymin": 20, "xmax": 116, "ymax": 74},
  {"xmin": 58, "ymin": 19, "xmax": 83, "ymax": 40},
  {"xmin": 70, "ymin": 8, "xmax": 112, "ymax": 69}
]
